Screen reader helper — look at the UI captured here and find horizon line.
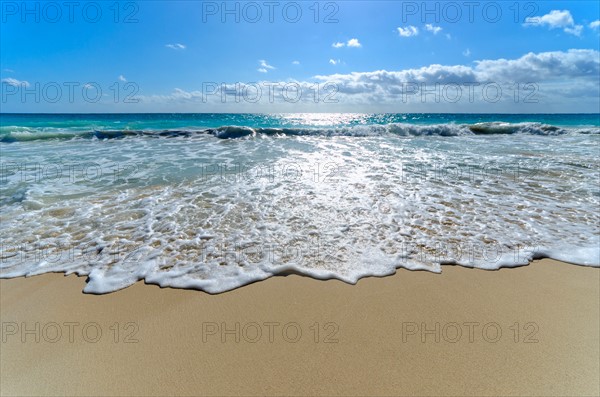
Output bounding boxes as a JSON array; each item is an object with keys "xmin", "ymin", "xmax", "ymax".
[{"xmin": 2, "ymin": 112, "xmax": 600, "ymax": 116}]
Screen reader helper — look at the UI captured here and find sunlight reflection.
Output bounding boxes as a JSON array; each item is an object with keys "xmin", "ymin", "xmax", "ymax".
[{"xmin": 276, "ymin": 113, "xmax": 370, "ymax": 127}]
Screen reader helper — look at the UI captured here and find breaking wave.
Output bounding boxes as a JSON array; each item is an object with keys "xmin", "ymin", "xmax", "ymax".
[{"xmin": 1, "ymin": 122, "xmax": 599, "ymax": 142}]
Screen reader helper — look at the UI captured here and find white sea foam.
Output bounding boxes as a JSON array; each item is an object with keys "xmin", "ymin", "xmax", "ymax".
[{"xmin": 1, "ymin": 132, "xmax": 598, "ymax": 293}]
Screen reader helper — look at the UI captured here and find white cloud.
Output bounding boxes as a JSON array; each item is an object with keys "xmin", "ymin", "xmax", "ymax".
[
  {"xmin": 259, "ymin": 60, "xmax": 275, "ymax": 70},
  {"xmin": 564, "ymin": 25, "xmax": 583, "ymax": 36},
  {"xmin": 146, "ymin": 88, "xmax": 202, "ymax": 102},
  {"xmin": 445, "ymin": 33, "xmax": 452, "ymax": 40},
  {"xmin": 333, "ymin": 39, "xmax": 362, "ymax": 48},
  {"xmin": 347, "ymin": 38, "xmax": 361, "ymax": 47},
  {"xmin": 257, "ymin": 60, "xmax": 275, "ymax": 73},
  {"xmin": 589, "ymin": 20, "xmax": 600, "ymax": 30},
  {"xmin": 118, "ymin": 75, "xmax": 127, "ymax": 82},
  {"xmin": 292, "ymin": 60, "xmax": 300, "ymax": 65},
  {"xmin": 134, "ymin": 49, "xmax": 599, "ymax": 113},
  {"xmin": 313, "ymin": 49, "xmax": 598, "ymax": 99},
  {"xmin": 3, "ymin": 68, "xmax": 14, "ymax": 73},
  {"xmin": 398, "ymin": 26, "xmax": 419, "ymax": 37},
  {"xmin": 1, "ymin": 78, "xmax": 30, "ymax": 87},
  {"xmin": 166, "ymin": 43, "xmax": 186, "ymax": 50},
  {"xmin": 424, "ymin": 24, "xmax": 442, "ymax": 34},
  {"xmin": 463, "ymin": 48, "xmax": 471, "ymax": 57},
  {"xmin": 329, "ymin": 59, "xmax": 340, "ymax": 65},
  {"xmin": 473, "ymin": 49, "xmax": 599, "ymax": 81},
  {"xmin": 524, "ymin": 10, "xmax": 583, "ymax": 36},
  {"xmin": 525, "ymin": 10, "xmax": 574, "ymax": 28}
]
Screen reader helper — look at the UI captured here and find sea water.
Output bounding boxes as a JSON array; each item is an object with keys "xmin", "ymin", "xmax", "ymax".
[{"xmin": 1, "ymin": 113, "xmax": 598, "ymax": 293}]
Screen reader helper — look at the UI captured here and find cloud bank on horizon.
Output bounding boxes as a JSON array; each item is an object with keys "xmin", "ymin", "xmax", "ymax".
[
  {"xmin": 1, "ymin": 1, "xmax": 599, "ymax": 113},
  {"xmin": 136, "ymin": 49, "xmax": 599, "ymax": 113}
]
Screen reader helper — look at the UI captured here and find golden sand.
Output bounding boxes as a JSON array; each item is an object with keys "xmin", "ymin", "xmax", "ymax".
[{"xmin": 1, "ymin": 259, "xmax": 598, "ymax": 396}]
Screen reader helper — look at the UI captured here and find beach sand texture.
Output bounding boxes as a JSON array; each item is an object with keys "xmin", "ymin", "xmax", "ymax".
[{"xmin": 1, "ymin": 258, "xmax": 598, "ymax": 396}]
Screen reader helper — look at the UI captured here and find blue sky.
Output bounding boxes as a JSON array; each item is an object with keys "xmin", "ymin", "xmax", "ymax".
[{"xmin": 1, "ymin": 1, "xmax": 599, "ymax": 112}]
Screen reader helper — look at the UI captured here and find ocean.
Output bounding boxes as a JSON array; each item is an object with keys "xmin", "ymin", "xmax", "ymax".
[{"xmin": 1, "ymin": 113, "xmax": 599, "ymax": 293}]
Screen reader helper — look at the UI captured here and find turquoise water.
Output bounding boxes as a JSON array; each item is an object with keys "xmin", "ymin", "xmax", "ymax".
[
  {"xmin": 1, "ymin": 113, "xmax": 599, "ymax": 293},
  {"xmin": 1, "ymin": 113, "xmax": 599, "ymax": 139}
]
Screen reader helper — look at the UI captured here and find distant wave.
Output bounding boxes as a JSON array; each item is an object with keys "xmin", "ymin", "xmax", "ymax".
[{"xmin": 1, "ymin": 122, "xmax": 599, "ymax": 142}]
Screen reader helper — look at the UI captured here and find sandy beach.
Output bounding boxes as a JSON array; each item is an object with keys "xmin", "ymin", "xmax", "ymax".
[
  {"xmin": 2, "ymin": 0, "xmax": 599, "ymax": 395},
  {"xmin": 1, "ymin": 258, "xmax": 598, "ymax": 396}
]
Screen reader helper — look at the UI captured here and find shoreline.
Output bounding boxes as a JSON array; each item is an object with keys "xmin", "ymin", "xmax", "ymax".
[{"xmin": 1, "ymin": 258, "xmax": 599, "ymax": 396}]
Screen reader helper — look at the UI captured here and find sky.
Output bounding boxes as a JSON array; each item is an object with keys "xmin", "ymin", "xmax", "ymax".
[{"xmin": 1, "ymin": 0, "xmax": 599, "ymax": 112}]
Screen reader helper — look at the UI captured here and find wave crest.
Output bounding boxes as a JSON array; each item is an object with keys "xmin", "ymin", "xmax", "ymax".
[{"xmin": 1, "ymin": 122, "xmax": 599, "ymax": 142}]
